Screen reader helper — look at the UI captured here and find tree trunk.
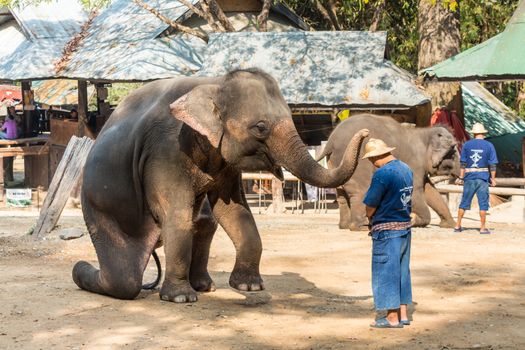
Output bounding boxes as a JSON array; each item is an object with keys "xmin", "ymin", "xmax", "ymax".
[
  {"xmin": 204, "ymin": 0, "xmax": 235, "ymax": 32},
  {"xmin": 418, "ymin": 0, "xmax": 463, "ymax": 126}
]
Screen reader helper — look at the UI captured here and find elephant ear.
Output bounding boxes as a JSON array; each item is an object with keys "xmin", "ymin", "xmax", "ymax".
[{"xmin": 170, "ymin": 84, "xmax": 222, "ymax": 148}]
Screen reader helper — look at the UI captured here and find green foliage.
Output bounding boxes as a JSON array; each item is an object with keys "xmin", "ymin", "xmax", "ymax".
[{"xmin": 107, "ymin": 83, "xmax": 143, "ymax": 106}]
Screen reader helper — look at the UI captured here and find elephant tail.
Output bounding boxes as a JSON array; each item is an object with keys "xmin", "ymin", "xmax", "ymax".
[{"xmin": 142, "ymin": 250, "xmax": 162, "ymax": 290}]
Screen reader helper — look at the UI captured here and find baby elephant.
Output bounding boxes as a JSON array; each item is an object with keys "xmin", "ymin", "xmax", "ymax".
[
  {"xmin": 73, "ymin": 69, "xmax": 369, "ymax": 303},
  {"xmin": 318, "ymin": 114, "xmax": 459, "ymax": 231}
]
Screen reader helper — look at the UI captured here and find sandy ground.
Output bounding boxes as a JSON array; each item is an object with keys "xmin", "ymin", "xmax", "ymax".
[{"xmin": 0, "ymin": 209, "xmax": 524, "ymax": 350}]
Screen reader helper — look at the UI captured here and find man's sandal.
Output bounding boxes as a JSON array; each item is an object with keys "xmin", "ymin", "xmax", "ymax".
[
  {"xmin": 453, "ymin": 227, "xmax": 463, "ymax": 233},
  {"xmin": 480, "ymin": 229, "xmax": 492, "ymax": 234},
  {"xmin": 370, "ymin": 317, "xmax": 403, "ymax": 328},
  {"xmin": 400, "ymin": 319, "xmax": 410, "ymax": 326}
]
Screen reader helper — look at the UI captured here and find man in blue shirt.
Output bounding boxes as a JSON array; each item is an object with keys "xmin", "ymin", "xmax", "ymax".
[
  {"xmin": 362, "ymin": 138, "xmax": 413, "ymax": 329},
  {"xmin": 454, "ymin": 123, "xmax": 498, "ymax": 234}
]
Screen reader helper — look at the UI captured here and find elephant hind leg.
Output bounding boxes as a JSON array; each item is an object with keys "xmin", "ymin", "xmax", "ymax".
[
  {"xmin": 336, "ymin": 188, "xmax": 352, "ymax": 230},
  {"xmin": 73, "ymin": 204, "xmax": 158, "ymax": 300},
  {"xmin": 348, "ymin": 192, "xmax": 368, "ymax": 231}
]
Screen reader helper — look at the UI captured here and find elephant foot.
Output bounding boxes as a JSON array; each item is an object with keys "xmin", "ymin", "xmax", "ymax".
[
  {"xmin": 160, "ymin": 280, "xmax": 198, "ymax": 303},
  {"xmin": 190, "ymin": 272, "xmax": 216, "ymax": 292},
  {"xmin": 229, "ymin": 270, "xmax": 264, "ymax": 292},
  {"xmin": 338, "ymin": 221, "xmax": 351, "ymax": 230},
  {"xmin": 349, "ymin": 223, "xmax": 368, "ymax": 232},
  {"xmin": 439, "ymin": 219, "xmax": 456, "ymax": 229}
]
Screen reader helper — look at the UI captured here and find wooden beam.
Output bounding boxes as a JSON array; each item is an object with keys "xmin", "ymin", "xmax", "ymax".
[
  {"xmin": 0, "ymin": 145, "xmax": 49, "ymax": 157},
  {"xmin": 33, "ymin": 136, "xmax": 94, "ymax": 239},
  {"xmin": 77, "ymin": 80, "xmax": 89, "ymax": 137},
  {"xmin": 21, "ymin": 81, "xmax": 32, "ymax": 137},
  {"xmin": 436, "ymin": 184, "xmax": 525, "ymax": 196}
]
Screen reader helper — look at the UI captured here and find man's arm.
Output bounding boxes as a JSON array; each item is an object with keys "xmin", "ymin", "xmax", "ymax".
[
  {"xmin": 456, "ymin": 164, "xmax": 466, "ymax": 185},
  {"xmin": 489, "ymin": 144, "xmax": 498, "ymax": 187},
  {"xmin": 366, "ymin": 206, "xmax": 377, "ymax": 222}
]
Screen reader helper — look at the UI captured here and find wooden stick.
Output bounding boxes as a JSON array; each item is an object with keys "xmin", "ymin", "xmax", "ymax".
[
  {"xmin": 133, "ymin": 0, "xmax": 209, "ymax": 42},
  {"xmin": 204, "ymin": 0, "xmax": 235, "ymax": 32}
]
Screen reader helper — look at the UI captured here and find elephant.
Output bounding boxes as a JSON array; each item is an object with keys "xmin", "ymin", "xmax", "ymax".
[
  {"xmin": 72, "ymin": 69, "xmax": 369, "ymax": 303},
  {"xmin": 317, "ymin": 114, "xmax": 459, "ymax": 231}
]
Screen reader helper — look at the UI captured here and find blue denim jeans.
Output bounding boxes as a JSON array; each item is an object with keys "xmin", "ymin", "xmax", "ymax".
[
  {"xmin": 371, "ymin": 229, "xmax": 412, "ymax": 311},
  {"xmin": 459, "ymin": 179, "xmax": 489, "ymax": 211}
]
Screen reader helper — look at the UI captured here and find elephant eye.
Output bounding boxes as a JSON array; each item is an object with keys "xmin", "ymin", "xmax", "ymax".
[{"xmin": 251, "ymin": 121, "xmax": 269, "ymax": 138}]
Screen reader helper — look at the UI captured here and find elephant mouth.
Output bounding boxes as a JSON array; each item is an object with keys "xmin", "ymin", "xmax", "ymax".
[{"xmin": 237, "ymin": 149, "xmax": 284, "ymax": 181}]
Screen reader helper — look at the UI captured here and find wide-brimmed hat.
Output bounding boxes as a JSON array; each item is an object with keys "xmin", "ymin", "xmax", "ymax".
[
  {"xmin": 362, "ymin": 138, "xmax": 396, "ymax": 159},
  {"xmin": 470, "ymin": 122, "xmax": 488, "ymax": 134}
]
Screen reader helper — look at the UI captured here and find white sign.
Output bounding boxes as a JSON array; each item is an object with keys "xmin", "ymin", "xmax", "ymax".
[{"xmin": 6, "ymin": 188, "xmax": 32, "ymax": 207}]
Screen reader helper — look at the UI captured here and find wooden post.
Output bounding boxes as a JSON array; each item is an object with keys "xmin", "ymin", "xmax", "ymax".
[
  {"xmin": 522, "ymin": 136, "xmax": 525, "ymax": 178},
  {"xmin": 77, "ymin": 80, "xmax": 92, "ymax": 138},
  {"xmin": 0, "ymin": 155, "xmax": 3, "ymax": 202},
  {"xmin": 21, "ymin": 81, "xmax": 32, "ymax": 137}
]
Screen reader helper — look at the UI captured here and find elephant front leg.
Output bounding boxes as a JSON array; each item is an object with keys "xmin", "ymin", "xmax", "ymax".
[
  {"xmin": 212, "ymin": 198, "xmax": 264, "ymax": 292},
  {"xmin": 424, "ymin": 182, "xmax": 455, "ymax": 228},
  {"xmin": 160, "ymin": 208, "xmax": 198, "ymax": 303},
  {"xmin": 190, "ymin": 198, "xmax": 218, "ymax": 292}
]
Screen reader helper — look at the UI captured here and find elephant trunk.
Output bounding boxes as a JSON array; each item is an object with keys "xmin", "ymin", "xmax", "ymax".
[{"xmin": 267, "ymin": 120, "xmax": 369, "ymax": 188}]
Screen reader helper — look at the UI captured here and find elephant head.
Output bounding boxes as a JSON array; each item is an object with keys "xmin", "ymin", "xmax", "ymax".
[
  {"xmin": 426, "ymin": 126, "xmax": 460, "ymax": 177},
  {"xmin": 170, "ymin": 69, "xmax": 368, "ymax": 187}
]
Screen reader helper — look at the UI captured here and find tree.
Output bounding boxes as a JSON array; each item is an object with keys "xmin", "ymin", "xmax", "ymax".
[{"xmin": 418, "ymin": 0, "xmax": 463, "ymax": 121}]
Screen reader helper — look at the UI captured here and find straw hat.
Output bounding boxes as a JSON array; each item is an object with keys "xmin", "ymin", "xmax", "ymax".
[
  {"xmin": 362, "ymin": 138, "xmax": 396, "ymax": 159},
  {"xmin": 470, "ymin": 122, "xmax": 488, "ymax": 135}
]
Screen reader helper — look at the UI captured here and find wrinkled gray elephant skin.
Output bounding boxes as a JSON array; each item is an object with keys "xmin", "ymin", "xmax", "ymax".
[
  {"xmin": 73, "ymin": 69, "xmax": 369, "ymax": 303},
  {"xmin": 318, "ymin": 114, "xmax": 459, "ymax": 231}
]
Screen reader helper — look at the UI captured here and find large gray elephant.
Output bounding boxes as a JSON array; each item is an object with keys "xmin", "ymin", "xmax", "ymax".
[
  {"xmin": 317, "ymin": 114, "xmax": 459, "ymax": 231},
  {"xmin": 73, "ymin": 69, "xmax": 369, "ymax": 303}
]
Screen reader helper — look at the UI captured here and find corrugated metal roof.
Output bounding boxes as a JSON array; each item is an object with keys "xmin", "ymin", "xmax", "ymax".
[
  {"xmin": 10, "ymin": 0, "xmax": 87, "ymax": 39},
  {"xmin": 0, "ymin": 21, "xmax": 26, "ymax": 59},
  {"xmin": 462, "ymin": 82, "xmax": 525, "ymax": 138},
  {"xmin": 0, "ymin": 0, "xmax": 205, "ymax": 82},
  {"xmin": 62, "ymin": 0, "xmax": 205, "ymax": 81},
  {"xmin": 32, "ymin": 79, "xmax": 95, "ymax": 106},
  {"xmin": 198, "ymin": 31, "xmax": 430, "ymax": 108},
  {"xmin": 0, "ymin": 0, "xmax": 87, "ymax": 81}
]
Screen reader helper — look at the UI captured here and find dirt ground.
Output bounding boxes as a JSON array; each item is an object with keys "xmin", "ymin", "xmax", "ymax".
[{"xmin": 0, "ymin": 210, "xmax": 524, "ymax": 350}]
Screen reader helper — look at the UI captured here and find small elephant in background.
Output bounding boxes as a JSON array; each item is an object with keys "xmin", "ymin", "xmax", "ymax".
[
  {"xmin": 73, "ymin": 69, "xmax": 369, "ymax": 303},
  {"xmin": 318, "ymin": 114, "xmax": 460, "ymax": 231}
]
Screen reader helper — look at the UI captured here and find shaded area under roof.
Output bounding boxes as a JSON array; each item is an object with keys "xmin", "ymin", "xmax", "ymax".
[
  {"xmin": 421, "ymin": 0, "xmax": 525, "ymax": 81},
  {"xmin": 462, "ymin": 82, "xmax": 525, "ymax": 165},
  {"xmin": 198, "ymin": 31, "xmax": 430, "ymax": 108}
]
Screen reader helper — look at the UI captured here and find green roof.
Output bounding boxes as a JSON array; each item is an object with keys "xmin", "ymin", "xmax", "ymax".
[
  {"xmin": 462, "ymin": 82, "xmax": 525, "ymax": 138},
  {"xmin": 421, "ymin": 0, "xmax": 525, "ymax": 81}
]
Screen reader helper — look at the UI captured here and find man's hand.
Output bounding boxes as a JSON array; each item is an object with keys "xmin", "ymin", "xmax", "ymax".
[
  {"xmin": 490, "ymin": 178, "xmax": 497, "ymax": 187},
  {"xmin": 455, "ymin": 178, "xmax": 464, "ymax": 186}
]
